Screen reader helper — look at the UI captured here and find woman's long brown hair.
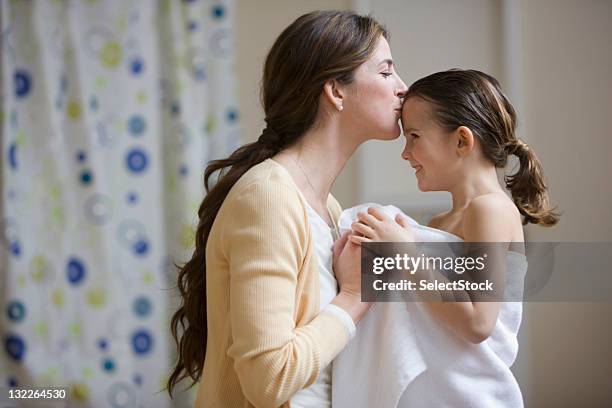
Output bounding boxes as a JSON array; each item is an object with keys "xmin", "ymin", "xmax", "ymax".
[
  {"xmin": 406, "ymin": 69, "xmax": 560, "ymax": 226},
  {"xmin": 167, "ymin": 10, "xmax": 387, "ymax": 396}
]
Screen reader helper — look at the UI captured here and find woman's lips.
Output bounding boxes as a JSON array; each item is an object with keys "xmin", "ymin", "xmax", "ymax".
[{"xmin": 412, "ymin": 165, "xmax": 423, "ymax": 175}]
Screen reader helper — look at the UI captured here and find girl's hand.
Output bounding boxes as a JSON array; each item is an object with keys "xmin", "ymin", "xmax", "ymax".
[{"xmin": 349, "ymin": 207, "xmax": 415, "ymax": 245}]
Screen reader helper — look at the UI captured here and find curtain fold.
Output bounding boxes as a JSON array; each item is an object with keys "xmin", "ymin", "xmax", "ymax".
[{"xmin": 1, "ymin": 1, "xmax": 239, "ymax": 406}]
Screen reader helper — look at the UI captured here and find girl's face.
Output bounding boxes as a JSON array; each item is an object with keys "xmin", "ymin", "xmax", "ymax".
[
  {"xmin": 400, "ymin": 97, "xmax": 460, "ymax": 191},
  {"xmin": 342, "ymin": 37, "xmax": 408, "ymax": 140}
]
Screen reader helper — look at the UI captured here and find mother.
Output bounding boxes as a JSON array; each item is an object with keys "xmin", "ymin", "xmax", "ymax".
[{"xmin": 167, "ymin": 10, "xmax": 407, "ymax": 408}]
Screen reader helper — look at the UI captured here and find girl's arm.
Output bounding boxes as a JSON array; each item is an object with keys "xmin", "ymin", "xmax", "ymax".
[
  {"xmin": 418, "ymin": 197, "xmax": 515, "ymax": 343},
  {"xmin": 351, "ymin": 200, "xmax": 515, "ymax": 344}
]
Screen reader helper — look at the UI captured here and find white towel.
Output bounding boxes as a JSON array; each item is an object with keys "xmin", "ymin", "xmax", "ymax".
[
  {"xmin": 337, "ymin": 203, "xmax": 461, "ymax": 242},
  {"xmin": 332, "ymin": 203, "xmax": 527, "ymax": 408}
]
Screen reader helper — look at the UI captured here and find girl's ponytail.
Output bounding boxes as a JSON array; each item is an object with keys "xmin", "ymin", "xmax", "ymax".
[{"xmin": 504, "ymin": 139, "xmax": 560, "ymax": 226}]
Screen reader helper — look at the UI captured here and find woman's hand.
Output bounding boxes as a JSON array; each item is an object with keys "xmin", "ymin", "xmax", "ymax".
[
  {"xmin": 331, "ymin": 231, "xmax": 370, "ymax": 323},
  {"xmin": 349, "ymin": 207, "xmax": 415, "ymax": 244},
  {"xmin": 333, "ymin": 231, "xmax": 362, "ymax": 296}
]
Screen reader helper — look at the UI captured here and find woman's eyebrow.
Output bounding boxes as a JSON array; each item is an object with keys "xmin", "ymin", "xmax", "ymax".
[{"xmin": 378, "ymin": 59, "xmax": 393, "ymax": 69}]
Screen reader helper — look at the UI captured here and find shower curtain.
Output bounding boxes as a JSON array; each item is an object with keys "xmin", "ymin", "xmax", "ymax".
[{"xmin": 1, "ymin": 0, "xmax": 239, "ymax": 406}]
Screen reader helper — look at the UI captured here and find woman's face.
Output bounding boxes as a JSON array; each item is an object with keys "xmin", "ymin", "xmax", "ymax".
[
  {"xmin": 400, "ymin": 97, "xmax": 460, "ymax": 191},
  {"xmin": 342, "ymin": 37, "xmax": 408, "ymax": 140}
]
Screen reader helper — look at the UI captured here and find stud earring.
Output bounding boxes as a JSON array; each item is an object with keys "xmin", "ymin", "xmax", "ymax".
[{"xmin": 338, "ymin": 104, "xmax": 344, "ymax": 111}]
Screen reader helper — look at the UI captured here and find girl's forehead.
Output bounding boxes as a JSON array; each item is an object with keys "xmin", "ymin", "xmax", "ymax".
[{"xmin": 402, "ymin": 98, "xmax": 432, "ymax": 122}]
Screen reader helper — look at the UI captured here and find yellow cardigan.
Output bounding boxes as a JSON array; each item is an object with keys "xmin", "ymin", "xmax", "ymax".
[{"xmin": 195, "ymin": 158, "xmax": 351, "ymax": 408}]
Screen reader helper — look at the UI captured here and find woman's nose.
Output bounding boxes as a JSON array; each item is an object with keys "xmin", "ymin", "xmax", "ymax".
[{"xmin": 396, "ymin": 75, "xmax": 408, "ymax": 98}]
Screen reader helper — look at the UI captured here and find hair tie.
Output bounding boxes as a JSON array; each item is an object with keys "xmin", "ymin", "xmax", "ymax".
[
  {"xmin": 506, "ymin": 139, "xmax": 529, "ymax": 155},
  {"xmin": 257, "ymin": 126, "xmax": 282, "ymax": 148}
]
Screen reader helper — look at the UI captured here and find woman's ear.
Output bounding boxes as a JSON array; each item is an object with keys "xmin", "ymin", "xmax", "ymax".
[
  {"xmin": 322, "ymin": 79, "xmax": 345, "ymax": 112},
  {"xmin": 455, "ymin": 126, "xmax": 475, "ymax": 157}
]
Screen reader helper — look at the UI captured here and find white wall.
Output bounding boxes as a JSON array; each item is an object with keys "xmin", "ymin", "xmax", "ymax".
[
  {"xmin": 521, "ymin": 0, "xmax": 612, "ymax": 242},
  {"xmin": 519, "ymin": 1, "xmax": 612, "ymax": 406}
]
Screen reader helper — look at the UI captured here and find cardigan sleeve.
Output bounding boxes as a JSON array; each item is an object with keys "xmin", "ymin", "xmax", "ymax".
[{"xmin": 222, "ymin": 179, "xmax": 350, "ymax": 408}]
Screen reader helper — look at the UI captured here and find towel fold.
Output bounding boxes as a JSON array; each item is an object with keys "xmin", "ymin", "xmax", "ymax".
[{"xmin": 332, "ymin": 300, "xmax": 427, "ymax": 408}]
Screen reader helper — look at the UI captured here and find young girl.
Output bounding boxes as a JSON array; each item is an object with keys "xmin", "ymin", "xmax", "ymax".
[{"xmin": 332, "ymin": 69, "xmax": 559, "ymax": 408}]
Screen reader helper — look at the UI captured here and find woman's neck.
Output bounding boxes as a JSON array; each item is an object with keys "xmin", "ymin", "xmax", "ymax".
[{"xmin": 274, "ymin": 123, "xmax": 359, "ymax": 205}]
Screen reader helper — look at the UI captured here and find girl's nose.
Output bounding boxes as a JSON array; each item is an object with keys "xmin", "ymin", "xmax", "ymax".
[{"xmin": 401, "ymin": 143, "xmax": 412, "ymax": 161}]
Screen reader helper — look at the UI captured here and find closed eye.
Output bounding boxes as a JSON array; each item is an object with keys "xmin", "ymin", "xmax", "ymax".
[{"xmin": 381, "ymin": 72, "xmax": 392, "ymax": 78}]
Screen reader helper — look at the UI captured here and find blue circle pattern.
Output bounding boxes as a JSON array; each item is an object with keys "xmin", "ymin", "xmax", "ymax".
[
  {"xmin": 125, "ymin": 148, "xmax": 148, "ymax": 173},
  {"xmin": 67, "ymin": 258, "xmax": 86, "ymax": 285},
  {"xmin": 10, "ymin": 241, "xmax": 21, "ymax": 257},
  {"xmin": 103, "ymin": 357, "xmax": 115, "ymax": 372},
  {"xmin": 212, "ymin": 5, "xmax": 225, "ymax": 19},
  {"xmin": 6, "ymin": 301, "xmax": 25, "ymax": 322},
  {"xmin": 60, "ymin": 75, "xmax": 68, "ymax": 92},
  {"xmin": 4, "ymin": 334, "xmax": 26, "ymax": 361},
  {"xmin": 132, "ymin": 239, "xmax": 149, "ymax": 256},
  {"xmin": 179, "ymin": 164, "xmax": 188, "ymax": 177},
  {"xmin": 133, "ymin": 296, "xmax": 151, "ymax": 317},
  {"xmin": 76, "ymin": 150, "xmax": 87, "ymax": 163},
  {"xmin": 127, "ymin": 115, "xmax": 146, "ymax": 136},
  {"xmin": 80, "ymin": 169, "xmax": 93, "ymax": 185},
  {"xmin": 131, "ymin": 330, "xmax": 153, "ymax": 355},
  {"xmin": 14, "ymin": 69, "xmax": 31, "ymax": 98},
  {"xmin": 98, "ymin": 338, "xmax": 108, "ymax": 351},
  {"xmin": 8, "ymin": 143, "xmax": 18, "ymax": 170},
  {"xmin": 127, "ymin": 191, "xmax": 138, "ymax": 204},
  {"xmin": 90, "ymin": 96, "xmax": 98, "ymax": 111},
  {"xmin": 194, "ymin": 66, "xmax": 206, "ymax": 81},
  {"xmin": 130, "ymin": 58, "xmax": 144, "ymax": 75},
  {"xmin": 227, "ymin": 108, "xmax": 238, "ymax": 123}
]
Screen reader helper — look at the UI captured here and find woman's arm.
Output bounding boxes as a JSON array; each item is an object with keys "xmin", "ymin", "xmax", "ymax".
[{"xmin": 223, "ymin": 181, "xmax": 360, "ymax": 407}]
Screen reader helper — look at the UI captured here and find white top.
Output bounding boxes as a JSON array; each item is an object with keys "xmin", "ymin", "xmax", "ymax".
[{"xmin": 291, "ymin": 199, "xmax": 356, "ymax": 408}]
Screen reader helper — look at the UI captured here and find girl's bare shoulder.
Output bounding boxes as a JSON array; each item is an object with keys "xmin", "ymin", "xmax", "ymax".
[{"xmin": 463, "ymin": 193, "xmax": 523, "ymax": 241}]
